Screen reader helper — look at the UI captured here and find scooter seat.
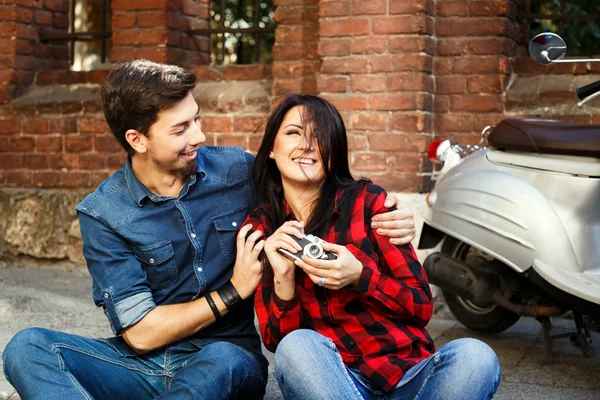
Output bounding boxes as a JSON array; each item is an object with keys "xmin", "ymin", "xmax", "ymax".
[{"xmin": 488, "ymin": 117, "xmax": 600, "ymax": 158}]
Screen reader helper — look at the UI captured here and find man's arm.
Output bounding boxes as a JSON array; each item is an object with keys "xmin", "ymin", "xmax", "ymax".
[
  {"xmin": 372, "ymin": 194, "xmax": 416, "ymax": 245},
  {"xmin": 79, "ymin": 213, "xmax": 263, "ymax": 354}
]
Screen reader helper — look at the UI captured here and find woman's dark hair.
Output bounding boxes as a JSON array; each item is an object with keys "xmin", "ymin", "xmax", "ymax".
[
  {"xmin": 253, "ymin": 93, "xmax": 369, "ymax": 237},
  {"xmin": 101, "ymin": 59, "xmax": 197, "ymax": 155}
]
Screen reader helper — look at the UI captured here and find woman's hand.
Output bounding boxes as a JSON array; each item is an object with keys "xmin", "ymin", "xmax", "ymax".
[
  {"xmin": 230, "ymin": 224, "xmax": 265, "ymax": 300},
  {"xmin": 263, "ymin": 220, "xmax": 304, "ymax": 279},
  {"xmin": 372, "ymin": 194, "xmax": 416, "ymax": 245},
  {"xmin": 295, "ymin": 241, "xmax": 363, "ymax": 290}
]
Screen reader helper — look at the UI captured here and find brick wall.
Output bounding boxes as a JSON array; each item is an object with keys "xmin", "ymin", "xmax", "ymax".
[{"xmin": 1, "ymin": 0, "xmax": 600, "ymax": 193}]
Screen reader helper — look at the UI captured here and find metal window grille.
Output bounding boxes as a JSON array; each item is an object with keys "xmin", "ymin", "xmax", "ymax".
[
  {"xmin": 520, "ymin": 0, "xmax": 600, "ymax": 56},
  {"xmin": 40, "ymin": 0, "xmax": 111, "ymax": 66},
  {"xmin": 189, "ymin": 0, "xmax": 276, "ymax": 65}
]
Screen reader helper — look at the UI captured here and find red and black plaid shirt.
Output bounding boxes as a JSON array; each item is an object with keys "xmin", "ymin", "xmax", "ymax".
[{"xmin": 246, "ymin": 183, "xmax": 435, "ymax": 392}]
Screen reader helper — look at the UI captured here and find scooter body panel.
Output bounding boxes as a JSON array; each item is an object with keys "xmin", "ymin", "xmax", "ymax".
[{"xmin": 424, "ymin": 149, "xmax": 600, "ymax": 304}]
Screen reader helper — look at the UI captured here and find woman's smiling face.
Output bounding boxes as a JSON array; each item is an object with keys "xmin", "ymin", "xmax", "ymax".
[{"xmin": 271, "ymin": 105, "xmax": 326, "ymax": 190}]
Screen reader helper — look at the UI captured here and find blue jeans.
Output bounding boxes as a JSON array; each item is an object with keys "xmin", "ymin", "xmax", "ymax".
[
  {"xmin": 3, "ymin": 328, "xmax": 266, "ymax": 400},
  {"xmin": 274, "ymin": 329, "xmax": 500, "ymax": 400}
]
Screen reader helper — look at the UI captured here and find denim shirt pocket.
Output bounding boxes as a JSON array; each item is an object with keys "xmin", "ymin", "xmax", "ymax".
[
  {"xmin": 211, "ymin": 206, "xmax": 249, "ymax": 260},
  {"xmin": 133, "ymin": 241, "xmax": 178, "ymax": 291}
]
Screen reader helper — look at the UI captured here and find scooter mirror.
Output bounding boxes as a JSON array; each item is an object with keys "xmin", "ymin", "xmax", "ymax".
[{"xmin": 529, "ymin": 32, "xmax": 567, "ymax": 65}]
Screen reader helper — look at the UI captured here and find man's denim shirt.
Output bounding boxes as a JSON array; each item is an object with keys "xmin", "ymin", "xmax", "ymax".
[{"xmin": 76, "ymin": 146, "xmax": 264, "ymax": 362}]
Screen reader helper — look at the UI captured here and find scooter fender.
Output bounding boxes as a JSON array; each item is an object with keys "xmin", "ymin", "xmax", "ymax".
[{"xmin": 424, "ymin": 151, "xmax": 580, "ymax": 274}]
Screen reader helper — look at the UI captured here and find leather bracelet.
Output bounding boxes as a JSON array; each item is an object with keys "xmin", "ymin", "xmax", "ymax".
[
  {"xmin": 205, "ymin": 293, "xmax": 221, "ymax": 319},
  {"xmin": 217, "ymin": 281, "xmax": 242, "ymax": 310}
]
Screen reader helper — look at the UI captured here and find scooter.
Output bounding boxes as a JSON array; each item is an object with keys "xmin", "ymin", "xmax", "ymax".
[{"xmin": 418, "ymin": 32, "xmax": 600, "ymax": 361}]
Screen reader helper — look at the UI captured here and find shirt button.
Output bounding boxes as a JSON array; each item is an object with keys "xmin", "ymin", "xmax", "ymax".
[
  {"xmin": 322, "ymin": 301, "xmax": 327, "ymax": 306},
  {"xmin": 232, "ymin": 221, "xmax": 237, "ymax": 227},
  {"xmin": 103, "ymin": 293, "xmax": 109, "ymax": 299},
  {"xmin": 349, "ymin": 341, "xmax": 356, "ymax": 347},
  {"xmin": 191, "ymin": 233, "xmax": 197, "ymax": 238},
  {"xmin": 197, "ymin": 267, "xmax": 202, "ymax": 272},
  {"xmin": 149, "ymin": 258, "xmax": 155, "ymax": 264}
]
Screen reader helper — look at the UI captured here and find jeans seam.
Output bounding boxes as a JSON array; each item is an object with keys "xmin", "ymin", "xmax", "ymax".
[
  {"xmin": 326, "ymin": 337, "xmax": 365, "ymax": 400},
  {"xmin": 164, "ymin": 346, "xmax": 172, "ymax": 391},
  {"xmin": 52, "ymin": 343, "xmax": 163, "ymax": 376},
  {"xmin": 52, "ymin": 345, "xmax": 94, "ymax": 400},
  {"xmin": 412, "ymin": 354, "xmax": 439, "ymax": 400}
]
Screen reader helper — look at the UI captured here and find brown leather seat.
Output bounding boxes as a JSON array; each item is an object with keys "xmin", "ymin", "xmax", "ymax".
[{"xmin": 488, "ymin": 117, "xmax": 600, "ymax": 158}]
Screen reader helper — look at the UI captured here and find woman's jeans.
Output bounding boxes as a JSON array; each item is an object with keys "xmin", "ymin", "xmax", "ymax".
[
  {"xmin": 2, "ymin": 327, "xmax": 265, "ymax": 400},
  {"xmin": 274, "ymin": 329, "xmax": 501, "ymax": 400}
]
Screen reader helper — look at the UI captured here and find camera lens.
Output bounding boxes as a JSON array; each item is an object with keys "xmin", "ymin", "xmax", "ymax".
[{"xmin": 304, "ymin": 243, "xmax": 324, "ymax": 259}]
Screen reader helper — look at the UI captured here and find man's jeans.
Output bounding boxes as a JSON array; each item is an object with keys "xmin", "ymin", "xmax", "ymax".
[
  {"xmin": 274, "ymin": 329, "xmax": 501, "ymax": 400},
  {"xmin": 3, "ymin": 328, "xmax": 265, "ymax": 400}
]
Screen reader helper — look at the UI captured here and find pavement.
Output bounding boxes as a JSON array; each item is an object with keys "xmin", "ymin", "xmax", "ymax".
[{"xmin": 0, "ymin": 261, "xmax": 599, "ymax": 399}]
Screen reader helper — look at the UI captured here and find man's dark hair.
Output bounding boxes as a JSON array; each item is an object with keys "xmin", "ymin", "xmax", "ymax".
[{"xmin": 101, "ymin": 59, "xmax": 197, "ymax": 155}]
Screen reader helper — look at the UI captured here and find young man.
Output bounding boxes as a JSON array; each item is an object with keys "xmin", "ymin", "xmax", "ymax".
[{"xmin": 3, "ymin": 60, "xmax": 417, "ymax": 399}]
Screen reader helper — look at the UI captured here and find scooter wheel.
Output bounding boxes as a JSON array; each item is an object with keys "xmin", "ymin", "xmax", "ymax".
[{"xmin": 442, "ymin": 289, "xmax": 521, "ymax": 334}]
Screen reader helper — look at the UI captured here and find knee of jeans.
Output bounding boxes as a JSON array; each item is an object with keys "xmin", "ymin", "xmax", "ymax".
[
  {"xmin": 201, "ymin": 342, "xmax": 257, "ymax": 377},
  {"xmin": 4, "ymin": 328, "xmax": 51, "ymax": 375},
  {"xmin": 274, "ymin": 330, "xmax": 327, "ymax": 374},
  {"xmin": 447, "ymin": 338, "xmax": 500, "ymax": 376}
]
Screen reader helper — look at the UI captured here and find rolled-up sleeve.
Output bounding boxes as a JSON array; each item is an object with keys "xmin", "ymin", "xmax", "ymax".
[{"xmin": 78, "ymin": 212, "xmax": 155, "ymax": 335}]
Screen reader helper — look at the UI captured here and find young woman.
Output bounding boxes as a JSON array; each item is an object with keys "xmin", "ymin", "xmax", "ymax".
[{"xmin": 243, "ymin": 94, "xmax": 500, "ymax": 399}]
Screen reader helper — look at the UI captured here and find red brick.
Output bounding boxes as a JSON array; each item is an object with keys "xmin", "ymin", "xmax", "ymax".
[
  {"xmin": 232, "ymin": 116, "xmax": 266, "ymax": 133},
  {"xmin": 370, "ymin": 93, "xmax": 414, "ymax": 111},
  {"xmin": 134, "ymin": 46, "xmax": 169, "ymax": 62},
  {"xmin": 352, "ymin": 0, "xmax": 386, "ymax": 15},
  {"xmin": 371, "ymin": 55, "xmax": 432, "ymax": 73},
  {"xmin": 23, "ymin": 154, "xmax": 48, "ymax": 169},
  {"xmin": 351, "ymin": 112, "xmax": 388, "ymax": 131},
  {"xmin": 33, "ymin": 171, "xmax": 61, "ymax": 187},
  {"xmin": 451, "ymin": 95, "xmax": 503, "ymax": 112},
  {"xmin": 112, "ymin": 28, "xmax": 168, "ymax": 45},
  {"xmin": 319, "ymin": 38, "xmax": 351, "ymax": 57},
  {"xmin": 6, "ymin": 170, "xmax": 32, "ymax": 185},
  {"xmin": 223, "ymin": 65, "xmax": 270, "ymax": 80},
  {"xmin": 372, "ymin": 16, "xmax": 429, "ymax": 35},
  {"xmin": 319, "ymin": 18, "xmax": 370, "ymax": 37},
  {"xmin": 21, "ymin": 119, "xmax": 48, "ymax": 134},
  {"xmin": 389, "ymin": 0, "xmax": 430, "ymax": 15},
  {"xmin": 182, "ymin": 0, "xmax": 205, "ymax": 16},
  {"xmin": 436, "ymin": 18, "xmax": 509, "ymax": 37},
  {"xmin": 79, "ymin": 118, "xmax": 109, "ymax": 134},
  {"xmin": 90, "ymin": 171, "xmax": 111, "ymax": 188},
  {"xmin": 274, "ymin": 5, "xmax": 305, "ymax": 24},
  {"xmin": 435, "ymin": 114, "xmax": 473, "ymax": 133},
  {"xmin": 1, "ymin": 153, "xmax": 23, "ymax": 169},
  {"xmin": 317, "ymin": 76, "xmax": 348, "ymax": 93},
  {"xmin": 437, "ymin": 38, "xmax": 469, "ymax": 56},
  {"xmin": 436, "ymin": 76, "xmax": 466, "ymax": 94},
  {"xmin": 469, "ymin": 1, "xmax": 516, "ymax": 17},
  {"xmin": 469, "ymin": 38, "xmax": 516, "ymax": 56},
  {"xmin": 276, "ymin": 25, "xmax": 318, "ymax": 44},
  {"xmin": 437, "ymin": 1, "xmax": 468, "ymax": 17},
  {"xmin": 351, "ymin": 37, "xmax": 386, "ymax": 55},
  {"xmin": 110, "ymin": 46, "xmax": 135, "ymax": 62},
  {"xmin": 48, "ymin": 153, "xmax": 79, "ymax": 170},
  {"xmin": 272, "ymin": 44, "xmax": 304, "ymax": 61},
  {"xmin": 434, "ymin": 95, "xmax": 451, "ymax": 113},
  {"xmin": 9, "ymin": 136, "xmax": 34, "ymax": 152},
  {"xmin": 107, "ymin": 153, "xmax": 126, "ymax": 169},
  {"xmin": 368, "ymin": 133, "xmax": 427, "ymax": 152},
  {"xmin": 319, "ymin": 1, "xmax": 350, "ymax": 17},
  {"xmin": 434, "ymin": 57, "xmax": 454, "ymax": 75},
  {"xmin": 215, "ymin": 134, "xmax": 247, "ymax": 148},
  {"xmin": 65, "ymin": 135, "xmax": 93, "ymax": 152},
  {"xmin": 44, "ymin": 0, "xmax": 68, "ymax": 12},
  {"xmin": 94, "ymin": 135, "xmax": 122, "ymax": 152},
  {"xmin": 347, "ymin": 134, "xmax": 368, "ymax": 151},
  {"xmin": 34, "ymin": 9, "xmax": 52, "ymax": 25},
  {"xmin": 322, "ymin": 95, "xmax": 369, "ymax": 111},
  {"xmin": 390, "ymin": 113, "xmax": 431, "ymax": 133},
  {"xmin": 113, "ymin": 12, "xmax": 137, "ymax": 28},
  {"xmin": 112, "ymin": 0, "xmax": 169, "ymax": 10},
  {"xmin": 53, "ymin": 13, "xmax": 69, "ymax": 29},
  {"xmin": 0, "ymin": 119, "xmax": 19, "ymax": 134},
  {"xmin": 79, "ymin": 153, "xmax": 106, "ymax": 169},
  {"xmin": 0, "ymin": 136, "xmax": 7, "ymax": 151},
  {"xmin": 138, "ymin": 11, "xmax": 168, "ymax": 27},
  {"xmin": 389, "ymin": 36, "xmax": 434, "ymax": 54},
  {"xmin": 272, "ymin": 62, "xmax": 317, "ymax": 79},
  {"xmin": 190, "ymin": 66, "xmax": 223, "ymax": 81},
  {"xmin": 59, "ymin": 171, "xmax": 90, "ymax": 188},
  {"xmin": 351, "ymin": 152, "xmax": 387, "ymax": 171},
  {"xmin": 35, "ymin": 136, "xmax": 62, "ymax": 153},
  {"xmin": 388, "ymin": 73, "xmax": 432, "ymax": 92},
  {"xmin": 467, "ymin": 74, "xmax": 507, "ymax": 94},
  {"xmin": 454, "ymin": 56, "xmax": 507, "ymax": 74},
  {"xmin": 352, "ymin": 75, "xmax": 387, "ymax": 93},
  {"xmin": 321, "ymin": 58, "xmax": 369, "ymax": 74},
  {"xmin": 202, "ymin": 116, "xmax": 232, "ymax": 132}
]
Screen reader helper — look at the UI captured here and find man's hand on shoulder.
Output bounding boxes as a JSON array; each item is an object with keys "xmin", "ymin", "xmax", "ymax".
[{"xmin": 372, "ymin": 194, "xmax": 416, "ymax": 245}]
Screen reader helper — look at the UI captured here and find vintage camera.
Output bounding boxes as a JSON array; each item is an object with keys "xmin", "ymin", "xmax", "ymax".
[{"xmin": 278, "ymin": 233, "xmax": 337, "ymax": 262}]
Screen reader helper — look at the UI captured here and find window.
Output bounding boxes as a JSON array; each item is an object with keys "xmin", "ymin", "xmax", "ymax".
[
  {"xmin": 522, "ymin": 0, "xmax": 600, "ymax": 56},
  {"xmin": 194, "ymin": 0, "xmax": 276, "ymax": 65},
  {"xmin": 40, "ymin": 0, "xmax": 112, "ymax": 71}
]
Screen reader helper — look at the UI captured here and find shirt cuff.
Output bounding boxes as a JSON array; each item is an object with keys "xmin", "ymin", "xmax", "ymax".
[
  {"xmin": 113, "ymin": 291, "xmax": 156, "ymax": 333},
  {"xmin": 271, "ymin": 292, "xmax": 300, "ymax": 318}
]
